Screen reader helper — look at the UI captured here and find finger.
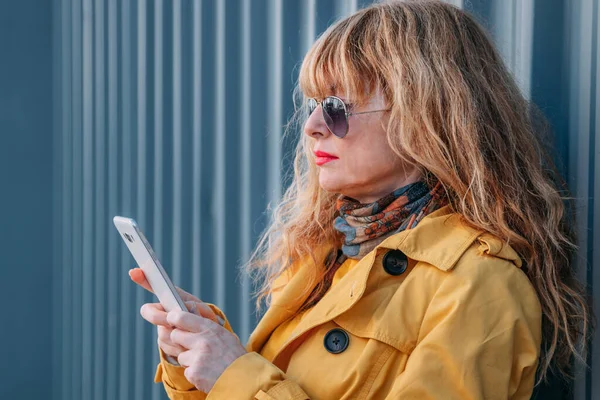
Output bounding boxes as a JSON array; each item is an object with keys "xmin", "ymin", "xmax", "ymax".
[
  {"xmin": 167, "ymin": 310, "xmax": 210, "ymax": 333},
  {"xmin": 170, "ymin": 328, "xmax": 204, "ymax": 349},
  {"xmin": 175, "ymin": 287, "xmax": 200, "ymax": 303},
  {"xmin": 158, "ymin": 338, "xmax": 186, "ymax": 358},
  {"xmin": 185, "ymin": 301, "xmax": 218, "ymax": 324},
  {"xmin": 130, "ymin": 268, "xmax": 202, "ymax": 307},
  {"xmin": 157, "ymin": 325, "xmax": 177, "ymax": 344},
  {"xmin": 129, "ymin": 268, "xmax": 154, "ymax": 293},
  {"xmin": 158, "ymin": 327, "xmax": 187, "ymax": 353},
  {"xmin": 140, "ymin": 303, "xmax": 170, "ymax": 326},
  {"xmin": 177, "ymin": 349, "xmax": 192, "ymax": 368}
]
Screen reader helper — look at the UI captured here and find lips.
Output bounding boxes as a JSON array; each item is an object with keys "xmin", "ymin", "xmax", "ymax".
[{"xmin": 314, "ymin": 150, "xmax": 338, "ymax": 166}]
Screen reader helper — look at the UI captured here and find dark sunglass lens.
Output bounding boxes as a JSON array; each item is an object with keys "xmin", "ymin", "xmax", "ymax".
[{"xmin": 322, "ymin": 97, "xmax": 348, "ymax": 138}]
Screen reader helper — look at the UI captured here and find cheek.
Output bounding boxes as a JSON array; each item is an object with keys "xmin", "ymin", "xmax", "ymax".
[
  {"xmin": 342, "ymin": 138, "xmax": 398, "ymax": 176},
  {"xmin": 319, "ymin": 146, "xmax": 394, "ymax": 189}
]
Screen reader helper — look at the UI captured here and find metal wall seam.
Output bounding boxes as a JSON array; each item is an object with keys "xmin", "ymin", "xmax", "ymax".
[
  {"xmin": 60, "ymin": 0, "xmax": 72, "ymax": 398},
  {"xmin": 172, "ymin": 0, "xmax": 183, "ymax": 288},
  {"xmin": 135, "ymin": 1, "xmax": 148, "ymax": 399},
  {"xmin": 82, "ymin": 0, "xmax": 94, "ymax": 398},
  {"xmin": 512, "ymin": 0, "xmax": 534, "ymax": 101},
  {"xmin": 118, "ymin": 0, "xmax": 133, "ymax": 398},
  {"xmin": 268, "ymin": 0, "xmax": 283, "ymax": 208},
  {"xmin": 214, "ymin": 0, "xmax": 226, "ymax": 311},
  {"xmin": 303, "ymin": 0, "xmax": 316, "ymax": 56},
  {"xmin": 52, "ymin": 0, "xmax": 64, "ymax": 397},
  {"xmin": 191, "ymin": 0, "xmax": 203, "ymax": 309},
  {"xmin": 92, "ymin": 0, "xmax": 107, "ymax": 398},
  {"xmin": 240, "ymin": 0, "xmax": 252, "ymax": 344},
  {"xmin": 106, "ymin": 0, "xmax": 119, "ymax": 398},
  {"xmin": 151, "ymin": 1, "xmax": 165, "ymax": 398},
  {"xmin": 70, "ymin": 0, "xmax": 83, "ymax": 397}
]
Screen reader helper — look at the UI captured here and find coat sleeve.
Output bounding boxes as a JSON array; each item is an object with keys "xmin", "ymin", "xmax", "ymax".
[
  {"xmin": 205, "ymin": 261, "xmax": 541, "ymax": 400},
  {"xmin": 154, "ymin": 303, "xmax": 237, "ymax": 400},
  {"xmin": 205, "ymin": 351, "xmax": 310, "ymax": 400}
]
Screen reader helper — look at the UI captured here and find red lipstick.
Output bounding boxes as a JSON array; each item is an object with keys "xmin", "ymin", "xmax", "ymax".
[{"xmin": 314, "ymin": 150, "xmax": 338, "ymax": 166}]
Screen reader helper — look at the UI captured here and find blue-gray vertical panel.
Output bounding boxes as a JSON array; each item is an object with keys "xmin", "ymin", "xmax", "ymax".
[
  {"xmin": 60, "ymin": 0, "xmax": 73, "ymax": 398},
  {"xmin": 70, "ymin": 0, "xmax": 83, "ymax": 398},
  {"xmin": 151, "ymin": 2, "xmax": 165, "ymax": 399},
  {"xmin": 240, "ymin": 0, "xmax": 253, "ymax": 343},
  {"xmin": 245, "ymin": 0, "xmax": 271, "ymax": 331},
  {"xmin": 106, "ymin": 0, "xmax": 120, "ymax": 398},
  {"xmin": 92, "ymin": 0, "xmax": 107, "ymax": 399},
  {"xmin": 52, "ymin": 0, "xmax": 64, "ymax": 398},
  {"xmin": 191, "ymin": 0, "xmax": 204, "ymax": 307},
  {"xmin": 0, "ymin": 0, "xmax": 53, "ymax": 398},
  {"xmin": 134, "ymin": 2, "xmax": 150, "ymax": 400},
  {"xmin": 214, "ymin": 0, "xmax": 227, "ymax": 311},
  {"xmin": 118, "ymin": 1, "xmax": 135, "ymax": 399},
  {"xmin": 82, "ymin": 1, "xmax": 94, "ymax": 398}
]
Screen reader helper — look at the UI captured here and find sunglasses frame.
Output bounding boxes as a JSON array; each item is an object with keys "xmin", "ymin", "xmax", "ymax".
[{"xmin": 307, "ymin": 95, "xmax": 391, "ymax": 138}]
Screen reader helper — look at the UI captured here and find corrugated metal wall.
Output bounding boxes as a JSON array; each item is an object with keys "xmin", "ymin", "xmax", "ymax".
[{"xmin": 50, "ymin": 0, "xmax": 598, "ymax": 399}]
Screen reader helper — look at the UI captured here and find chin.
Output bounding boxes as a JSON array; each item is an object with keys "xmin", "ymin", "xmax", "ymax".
[
  {"xmin": 318, "ymin": 174, "xmax": 345, "ymax": 194},
  {"xmin": 319, "ymin": 174, "xmax": 357, "ymax": 196}
]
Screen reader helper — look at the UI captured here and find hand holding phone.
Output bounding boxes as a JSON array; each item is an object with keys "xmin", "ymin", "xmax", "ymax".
[
  {"xmin": 114, "ymin": 216, "xmax": 223, "ymax": 362},
  {"xmin": 113, "ymin": 216, "xmax": 219, "ymax": 322}
]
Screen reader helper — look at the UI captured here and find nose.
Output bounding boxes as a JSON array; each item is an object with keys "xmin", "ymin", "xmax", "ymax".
[{"xmin": 303, "ymin": 104, "xmax": 331, "ymax": 140}]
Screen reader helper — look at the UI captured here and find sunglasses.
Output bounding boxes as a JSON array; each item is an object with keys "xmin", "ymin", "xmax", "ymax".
[{"xmin": 307, "ymin": 95, "xmax": 391, "ymax": 138}]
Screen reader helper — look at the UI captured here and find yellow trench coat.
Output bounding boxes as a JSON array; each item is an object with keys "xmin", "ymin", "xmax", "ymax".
[{"xmin": 154, "ymin": 205, "xmax": 542, "ymax": 399}]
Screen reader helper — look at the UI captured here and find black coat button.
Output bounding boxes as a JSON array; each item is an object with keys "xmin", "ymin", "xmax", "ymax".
[
  {"xmin": 383, "ymin": 250, "xmax": 408, "ymax": 276},
  {"xmin": 324, "ymin": 328, "xmax": 349, "ymax": 354}
]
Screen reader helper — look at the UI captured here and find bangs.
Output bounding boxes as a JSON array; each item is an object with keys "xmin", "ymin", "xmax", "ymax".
[{"xmin": 298, "ymin": 11, "xmax": 382, "ymax": 106}]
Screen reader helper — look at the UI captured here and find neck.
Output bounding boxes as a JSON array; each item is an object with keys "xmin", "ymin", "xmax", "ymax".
[{"xmin": 345, "ymin": 170, "xmax": 423, "ymax": 204}]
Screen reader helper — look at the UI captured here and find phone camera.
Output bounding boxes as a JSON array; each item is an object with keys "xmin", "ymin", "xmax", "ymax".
[{"xmin": 123, "ymin": 233, "xmax": 134, "ymax": 243}]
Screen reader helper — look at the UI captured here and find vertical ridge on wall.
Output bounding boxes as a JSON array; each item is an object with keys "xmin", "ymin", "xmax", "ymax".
[
  {"xmin": 267, "ymin": 0, "xmax": 283, "ymax": 208},
  {"xmin": 190, "ymin": 0, "xmax": 203, "ymax": 308},
  {"xmin": 81, "ymin": 0, "xmax": 94, "ymax": 398},
  {"xmin": 151, "ymin": 2, "xmax": 164, "ymax": 398},
  {"xmin": 172, "ymin": 0, "xmax": 182, "ymax": 288},
  {"xmin": 214, "ymin": 0, "xmax": 227, "ymax": 311},
  {"xmin": 59, "ymin": 0, "xmax": 73, "ymax": 398},
  {"xmin": 70, "ymin": 0, "xmax": 83, "ymax": 398},
  {"xmin": 118, "ymin": 1, "xmax": 134, "ymax": 399},
  {"xmin": 134, "ymin": 1, "xmax": 148, "ymax": 400},
  {"xmin": 105, "ymin": 0, "xmax": 119, "ymax": 398},
  {"xmin": 240, "ymin": 0, "xmax": 252, "ymax": 343},
  {"xmin": 52, "ymin": 0, "xmax": 64, "ymax": 398},
  {"xmin": 92, "ymin": 0, "xmax": 107, "ymax": 398}
]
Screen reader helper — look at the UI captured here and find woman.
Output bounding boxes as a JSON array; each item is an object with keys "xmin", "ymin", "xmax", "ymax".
[{"xmin": 131, "ymin": 1, "xmax": 593, "ymax": 399}]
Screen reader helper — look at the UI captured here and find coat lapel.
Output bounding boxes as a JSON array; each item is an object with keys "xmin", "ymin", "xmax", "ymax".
[{"xmin": 245, "ymin": 245, "xmax": 332, "ymax": 353}]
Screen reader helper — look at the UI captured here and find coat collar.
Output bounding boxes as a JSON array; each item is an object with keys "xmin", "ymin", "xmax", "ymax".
[
  {"xmin": 383, "ymin": 204, "xmax": 483, "ymax": 271},
  {"xmin": 245, "ymin": 204, "xmax": 521, "ymax": 357}
]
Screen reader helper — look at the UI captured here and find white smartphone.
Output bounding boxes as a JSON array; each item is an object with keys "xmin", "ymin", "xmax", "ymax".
[{"xmin": 113, "ymin": 216, "xmax": 187, "ymax": 313}]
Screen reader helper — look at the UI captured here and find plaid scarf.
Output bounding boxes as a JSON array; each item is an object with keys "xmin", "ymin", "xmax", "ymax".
[{"xmin": 297, "ymin": 179, "xmax": 447, "ymax": 312}]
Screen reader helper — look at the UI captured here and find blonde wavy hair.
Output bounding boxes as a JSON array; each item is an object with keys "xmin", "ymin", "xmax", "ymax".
[{"xmin": 243, "ymin": 0, "xmax": 594, "ymax": 384}]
